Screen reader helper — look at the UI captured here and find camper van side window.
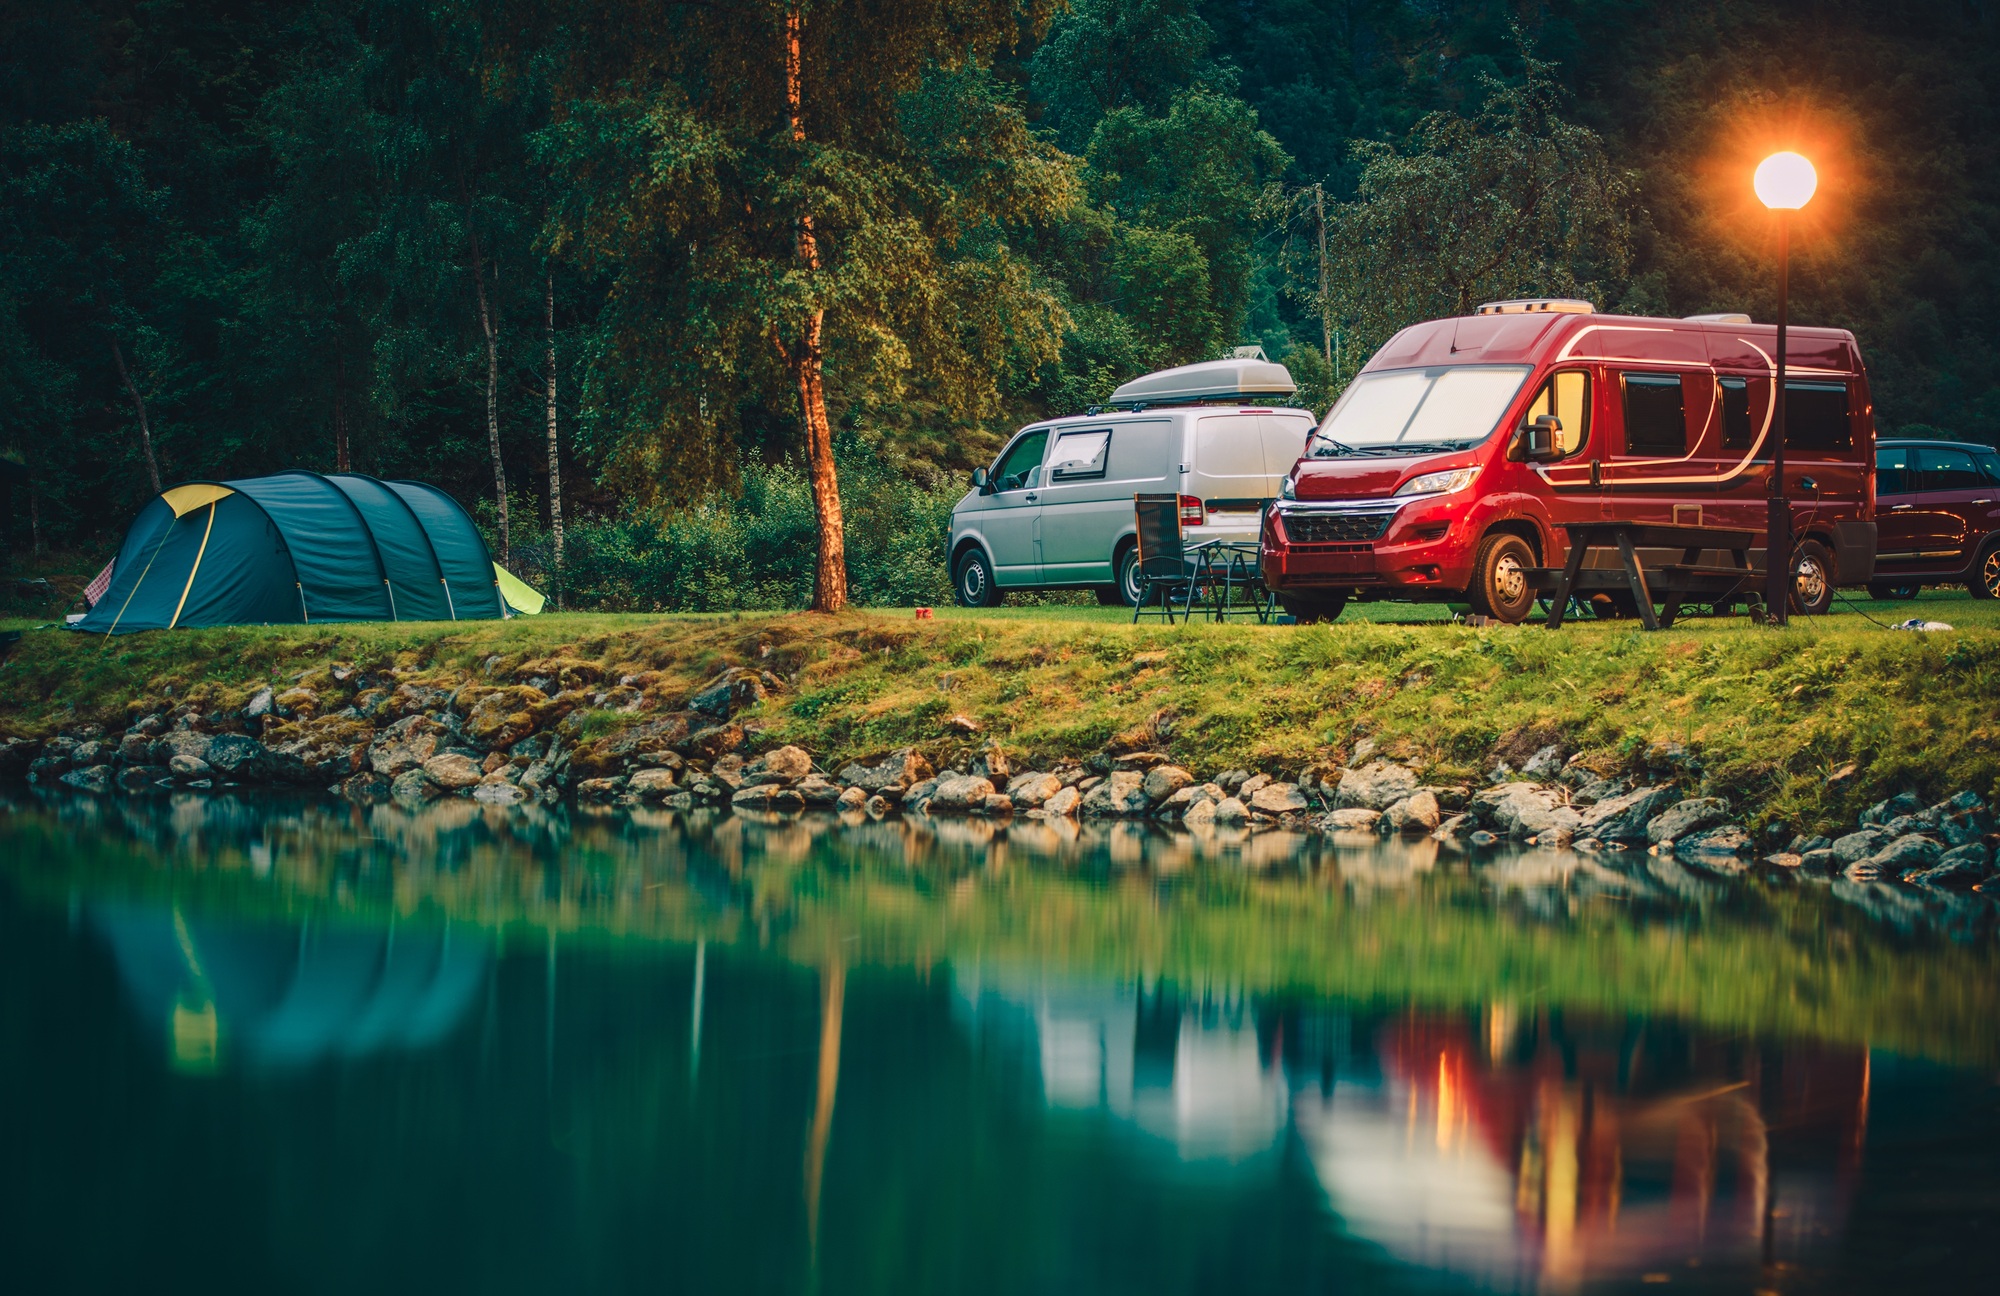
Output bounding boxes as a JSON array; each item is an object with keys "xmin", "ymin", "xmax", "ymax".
[
  {"xmin": 1522, "ymin": 370, "xmax": 1591, "ymax": 457},
  {"xmin": 1784, "ymin": 381, "xmax": 1852, "ymax": 451},
  {"xmin": 1049, "ymin": 429, "xmax": 1111, "ymax": 480},
  {"xmin": 1719, "ymin": 377, "xmax": 1752, "ymax": 449},
  {"xmin": 1620, "ymin": 373, "xmax": 1686, "ymax": 457}
]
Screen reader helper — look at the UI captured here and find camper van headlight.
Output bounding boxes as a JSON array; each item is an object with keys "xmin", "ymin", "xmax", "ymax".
[
  {"xmin": 1279, "ymin": 475, "xmax": 1296, "ymax": 501},
  {"xmin": 1394, "ymin": 467, "xmax": 1477, "ymax": 497}
]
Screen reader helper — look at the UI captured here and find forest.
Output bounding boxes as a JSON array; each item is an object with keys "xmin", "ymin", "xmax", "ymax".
[{"xmin": 3, "ymin": 0, "xmax": 1997, "ymax": 610}]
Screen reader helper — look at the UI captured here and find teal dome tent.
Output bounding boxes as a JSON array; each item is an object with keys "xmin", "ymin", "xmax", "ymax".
[{"xmin": 76, "ymin": 471, "xmax": 522, "ymax": 633}]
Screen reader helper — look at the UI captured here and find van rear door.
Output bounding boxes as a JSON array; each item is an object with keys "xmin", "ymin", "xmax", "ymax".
[{"xmin": 1191, "ymin": 412, "xmax": 1307, "ymax": 519}]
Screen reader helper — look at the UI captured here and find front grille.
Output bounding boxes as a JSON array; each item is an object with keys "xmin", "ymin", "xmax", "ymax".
[{"xmin": 1283, "ymin": 511, "xmax": 1392, "ymax": 543}]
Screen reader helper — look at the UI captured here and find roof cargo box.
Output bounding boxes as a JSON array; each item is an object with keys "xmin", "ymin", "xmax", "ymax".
[{"xmin": 1110, "ymin": 357, "xmax": 1297, "ymax": 407}]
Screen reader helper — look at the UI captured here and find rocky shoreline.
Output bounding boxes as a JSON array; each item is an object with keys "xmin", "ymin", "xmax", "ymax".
[{"xmin": 2, "ymin": 659, "xmax": 1994, "ymax": 895}]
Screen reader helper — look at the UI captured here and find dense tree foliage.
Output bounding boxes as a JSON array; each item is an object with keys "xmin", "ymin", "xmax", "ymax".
[{"xmin": 3, "ymin": 0, "xmax": 1998, "ymax": 607}]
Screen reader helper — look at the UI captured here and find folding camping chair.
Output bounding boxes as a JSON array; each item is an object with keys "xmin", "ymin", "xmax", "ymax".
[{"xmin": 1131, "ymin": 493, "xmax": 1196, "ymax": 623}]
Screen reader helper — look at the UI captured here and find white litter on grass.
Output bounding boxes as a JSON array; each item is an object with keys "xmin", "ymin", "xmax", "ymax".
[{"xmin": 1892, "ymin": 618, "xmax": 1954, "ymax": 632}]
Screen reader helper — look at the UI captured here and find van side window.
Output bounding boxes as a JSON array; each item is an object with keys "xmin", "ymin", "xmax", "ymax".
[
  {"xmin": 1784, "ymin": 381, "xmax": 1851, "ymax": 451},
  {"xmin": 1719, "ymin": 377, "xmax": 1752, "ymax": 449},
  {"xmin": 1048, "ymin": 429, "xmax": 1110, "ymax": 480},
  {"xmin": 1919, "ymin": 446, "xmax": 1985, "ymax": 491},
  {"xmin": 1621, "ymin": 373, "xmax": 1686, "ymax": 456},
  {"xmin": 1875, "ymin": 446, "xmax": 1913, "ymax": 494},
  {"xmin": 1521, "ymin": 370, "xmax": 1590, "ymax": 457},
  {"xmin": 991, "ymin": 429, "xmax": 1049, "ymax": 491}
]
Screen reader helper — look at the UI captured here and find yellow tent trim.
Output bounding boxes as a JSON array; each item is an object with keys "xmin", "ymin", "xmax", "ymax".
[
  {"xmin": 162, "ymin": 483, "xmax": 235, "ymax": 517},
  {"xmin": 494, "ymin": 563, "xmax": 546, "ymax": 615}
]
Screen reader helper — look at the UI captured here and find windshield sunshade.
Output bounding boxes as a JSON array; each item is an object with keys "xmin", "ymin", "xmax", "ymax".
[{"xmin": 1316, "ymin": 365, "xmax": 1532, "ymax": 450}]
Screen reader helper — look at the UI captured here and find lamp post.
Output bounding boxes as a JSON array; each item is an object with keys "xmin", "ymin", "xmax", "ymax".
[{"xmin": 1754, "ymin": 151, "xmax": 1818, "ymax": 625}]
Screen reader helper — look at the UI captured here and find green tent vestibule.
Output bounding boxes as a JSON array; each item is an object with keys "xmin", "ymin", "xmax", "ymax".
[{"xmin": 76, "ymin": 471, "xmax": 535, "ymax": 634}]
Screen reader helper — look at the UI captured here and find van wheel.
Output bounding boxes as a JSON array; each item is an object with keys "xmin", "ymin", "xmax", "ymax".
[
  {"xmin": 1971, "ymin": 541, "xmax": 2000, "ymax": 599},
  {"xmin": 1467, "ymin": 533, "xmax": 1537, "ymax": 624},
  {"xmin": 1278, "ymin": 594, "xmax": 1347, "ymax": 624},
  {"xmin": 953, "ymin": 549, "xmax": 1003, "ymax": 608},
  {"xmin": 1790, "ymin": 539, "xmax": 1834, "ymax": 616},
  {"xmin": 1866, "ymin": 581, "xmax": 1920, "ymax": 601},
  {"xmin": 1115, "ymin": 544, "xmax": 1142, "ymax": 607}
]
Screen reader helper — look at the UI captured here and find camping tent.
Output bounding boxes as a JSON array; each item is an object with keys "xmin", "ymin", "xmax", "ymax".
[{"xmin": 75, "ymin": 471, "xmax": 527, "ymax": 633}]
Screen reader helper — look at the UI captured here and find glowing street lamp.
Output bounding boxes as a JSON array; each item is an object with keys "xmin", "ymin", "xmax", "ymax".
[{"xmin": 1756, "ymin": 151, "xmax": 1817, "ymax": 625}]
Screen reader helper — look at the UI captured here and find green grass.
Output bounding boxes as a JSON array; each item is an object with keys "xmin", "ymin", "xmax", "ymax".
[{"xmin": 3, "ymin": 591, "xmax": 1997, "ymax": 836}]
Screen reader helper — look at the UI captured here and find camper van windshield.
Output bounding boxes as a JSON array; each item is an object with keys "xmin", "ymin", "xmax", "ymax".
[{"xmin": 1312, "ymin": 365, "xmax": 1532, "ymax": 453}]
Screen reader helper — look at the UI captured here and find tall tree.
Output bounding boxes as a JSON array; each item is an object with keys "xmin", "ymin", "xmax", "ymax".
[{"xmin": 536, "ymin": 1, "xmax": 1074, "ymax": 612}]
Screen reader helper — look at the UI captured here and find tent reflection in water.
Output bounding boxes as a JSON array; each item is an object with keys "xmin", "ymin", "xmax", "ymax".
[{"xmin": 74, "ymin": 471, "xmax": 543, "ymax": 633}]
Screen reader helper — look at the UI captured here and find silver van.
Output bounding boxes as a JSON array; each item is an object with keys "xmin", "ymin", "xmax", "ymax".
[{"xmin": 949, "ymin": 357, "xmax": 1314, "ymax": 605}]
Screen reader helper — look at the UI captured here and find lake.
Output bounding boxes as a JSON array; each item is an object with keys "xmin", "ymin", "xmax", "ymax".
[{"xmin": 2, "ymin": 790, "xmax": 1996, "ymax": 1295}]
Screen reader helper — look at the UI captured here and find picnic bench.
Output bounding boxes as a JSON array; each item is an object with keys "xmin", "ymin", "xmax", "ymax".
[{"xmin": 1530, "ymin": 521, "xmax": 1759, "ymax": 631}]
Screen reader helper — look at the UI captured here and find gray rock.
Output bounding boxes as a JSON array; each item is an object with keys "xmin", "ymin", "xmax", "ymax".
[
  {"xmin": 1797, "ymin": 848, "xmax": 1840, "ymax": 873},
  {"xmin": 244, "ymin": 686, "xmax": 275, "ymax": 719},
  {"xmin": 1238, "ymin": 773, "xmax": 1272, "ymax": 798},
  {"xmin": 1249, "ymin": 782, "xmax": 1309, "ymax": 815},
  {"xmin": 1217, "ymin": 769, "xmax": 1251, "ymax": 792},
  {"xmin": 116, "ymin": 765, "xmax": 166, "ymax": 792},
  {"xmin": 1520, "ymin": 744, "xmax": 1566, "ymax": 779},
  {"xmin": 150, "ymin": 730, "xmax": 212, "ymax": 767},
  {"xmin": 1321, "ymin": 807, "xmax": 1382, "ymax": 832},
  {"xmin": 1871, "ymin": 833, "xmax": 1944, "ymax": 876},
  {"xmin": 979, "ymin": 793, "xmax": 1015, "ymax": 816},
  {"xmin": 473, "ymin": 782, "xmax": 527, "ymax": 806},
  {"xmin": 628, "ymin": 768, "xmax": 679, "ymax": 800},
  {"xmin": 838, "ymin": 786, "xmax": 867, "ymax": 810},
  {"xmin": 168, "ymin": 753, "xmax": 212, "ymax": 778},
  {"xmin": 1676, "ymin": 823, "xmax": 1753, "ymax": 858},
  {"xmin": 902, "ymin": 777, "xmax": 940, "ymax": 805},
  {"xmin": 1881, "ymin": 813, "xmax": 1932, "ymax": 839},
  {"xmin": 732, "ymin": 784, "xmax": 805, "ymax": 811},
  {"xmin": 1383, "ymin": 790, "xmax": 1442, "ymax": 835},
  {"xmin": 390, "ymin": 768, "xmax": 440, "ymax": 805},
  {"xmin": 1575, "ymin": 785, "xmax": 1680, "ymax": 843},
  {"xmin": 423, "ymin": 752, "xmax": 485, "ymax": 791},
  {"xmin": 929, "ymin": 773, "xmax": 998, "ymax": 813},
  {"xmin": 1435, "ymin": 812, "xmax": 1470, "ymax": 839},
  {"xmin": 1042, "ymin": 786, "xmax": 1081, "ymax": 817},
  {"xmin": 1142, "ymin": 765, "xmax": 1194, "ymax": 803},
  {"xmin": 1007, "ymin": 771, "xmax": 1064, "ymax": 808},
  {"xmin": 1830, "ymin": 828, "xmax": 1889, "ymax": 866},
  {"xmin": 575, "ymin": 776, "xmax": 627, "ymax": 801},
  {"xmin": 0, "ymin": 737, "xmax": 39, "ymax": 778},
  {"xmin": 1860, "ymin": 791, "xmax": 1924, "ymax": 826},
  {"xmin": 1080, "ymin": 770, "xmax": 1149, "ymax": 817},
  {"xmin": 70, "ymin": 740, "xmax": 111, "ymax": 767},
  {"xmin": 1211, "ymin": 796, "xmax": 1249, "ymax": 825},
  {"xmin": 756, "ymin": 745, "xmax": 814, "ymax": 783},
  {"xmin": 1182, "ymin": 797, "xmax": 1217, "ymax": 827},
  {"xmin": 1907, "ymin": 842, "xmax": 1992, "ymax": 888},
  {"xmin": 837, "ymin": 748, "xmax": 935, "ymax": 794},
  {"xmin": 1335, "ymin": 761, "xmax": 1420, "ymax": 810},
  {"xmin": 1570, "ymin": 775, "xmax": 1628, "ymax": 806},
  {"xmin": 1474, "ymin": 783, "xmax": 1582, "ymax": 839},
  {"xmin": 1646, "ymin": 797, "xmax": 1730, "ymax": 846},
  {"xmin": 59, "ymin": 764, "xmax": 112, "ymax": 793},
  {"xmin": 1468, "ymin": 829, "xmax": 1499, "ymax": 846}
]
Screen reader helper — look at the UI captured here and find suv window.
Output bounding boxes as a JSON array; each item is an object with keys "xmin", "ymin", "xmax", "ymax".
[
  {"xmin": 1877, "ymin": 445, "xmax": 1915, "ymax": 494},
  {"xmin": 1621, "ymin": 373, "xmax": 1685, "ymax": 456},
  {"xmin": 1785, "ymin": 381, "xmax": 1851, "ymax": 451},
  {"xmin": 992, "ymin": 429, "xmax": 1048, "ymax": 491},
  {"xmin": 1521, "ymin": 370, "xmax": 1591, "ymax": 457},
  {"xmin": 1919, "ymin": 446, "xmax": 1986, "ymax": 491},
  {"xmin": 1719, "ymin": 377, "xmax": 1753, "ymax": 450}
]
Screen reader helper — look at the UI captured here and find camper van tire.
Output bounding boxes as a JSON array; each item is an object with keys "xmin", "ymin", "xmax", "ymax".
[
  {"xmin": 1971, "ymin": 540, "xmax": 2000, "ymax": 599},
  {"xmin": 952, "ymin": 549, "xmax": 1002, "ymax": 608},
  {"xmin": 1790, "ymin": 539, "xmax": 1835, "ymax": 617},
  {"xmin": 1115, "ymin": 544, "xmax": 1142, "ymax": 607},
  {"xmin": 1467, "ymin": 532, "xmax": 1538, "ymax": 625},
  {"xmin": 1277, "ymin": 593, "xmax": 1346, "ymax": 624}
]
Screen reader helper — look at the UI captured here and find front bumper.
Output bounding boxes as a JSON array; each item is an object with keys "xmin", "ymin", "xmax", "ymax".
[{"xmin": 1262, "ymin": 496, "xmax": 1477, "ymax": 594}]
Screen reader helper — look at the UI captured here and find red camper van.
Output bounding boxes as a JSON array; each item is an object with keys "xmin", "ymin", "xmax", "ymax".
[{"xmin": 1261, "ymin": 300, "xmax": 1878, "ymax": 623}]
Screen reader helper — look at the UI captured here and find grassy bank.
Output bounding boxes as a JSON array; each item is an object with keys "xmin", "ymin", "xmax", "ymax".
[{"xmin": 5, "ymin": 595, "xmax": 1999, "ymax": 833}]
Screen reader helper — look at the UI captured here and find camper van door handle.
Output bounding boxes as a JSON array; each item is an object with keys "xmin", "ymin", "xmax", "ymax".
[
  {"xmin": 1889, "ymin": 504, "xmax": 1913, "ymax": 510},
  {"xmin": 1589, "ymin": 459, "xmax": 1601, "ymax": 487},
  {"xmin": 1024, "ymin": 492, "xmax": 1038, "ymax": 502}
]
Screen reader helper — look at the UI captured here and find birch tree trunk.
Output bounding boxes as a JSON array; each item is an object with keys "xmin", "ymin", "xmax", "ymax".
[
  {"xmin": 111, "ymin": 341, "xmax": 162, "ymax": 493},
  {"xmin": 783, "ymin": 7, "xmax": 847, "ymax": 614},
  {"xmin": 545, "ymin": 272, "xmax": 564, "ymax": 608},
  {"xmin": 467, "ymin": 214, "xmax": 509, "ymax": 565}
]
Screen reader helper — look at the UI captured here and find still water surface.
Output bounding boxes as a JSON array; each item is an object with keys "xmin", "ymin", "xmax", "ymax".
[{"xmin": 2, "ymin": 791, "xmax": 1996, "ymax": 1295}]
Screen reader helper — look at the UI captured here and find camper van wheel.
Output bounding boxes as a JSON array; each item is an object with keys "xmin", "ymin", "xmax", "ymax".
[
  {"xmin": 1115, "ymin": 545, "xmax": 1143, "ymax": 607},
  {"xmin": 1971, "ymin": 540, "xmax": 2000, "ymax": 599},
  {"xmin": 1790, "ymin": 539, "xmax": 1834, "ymax": 617},
  {"xmin": 953, "ymin": 549, "xmax": 1003, "ymax": 608},
  {"xmin": 1277, "ymin": 594, "xmax": 1347, "ymax": 624},
  {"xmin": 1467, "ymin": 533, "xmax": 1537, "ymax": 625}
]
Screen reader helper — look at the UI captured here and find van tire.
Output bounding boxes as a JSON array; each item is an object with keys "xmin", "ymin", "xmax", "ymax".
[
  {"xmin": 1970, "ymin": 540, "xmax": 2000, "ymax": 599},
  {"xmin": 1114, "ymin": 544, "xmax": 1142, "ymax": 607},
  {"xmin": 1467, "ymin": 532, "xmax": 1538, "ymax": 624},
  {"xmin": 1278, "ymin": 594, "xmax": 1346, "ymax": 624},
  {"xmin": 953, "ymin": 549, "xmax": 1003, "ymax": 608},
  {"xmin": 1790, "ymin": 538, "xmax": 1835, "ymax": 617}
]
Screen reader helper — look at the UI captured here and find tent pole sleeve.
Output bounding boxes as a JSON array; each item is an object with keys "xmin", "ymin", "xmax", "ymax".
[
  {"xmin": 166, "ymin": 502, "xmax": 220, "ymax": 629},
  {"xmin": 105, "ymin": 513, "xmax": 181, "ymax": 638}
]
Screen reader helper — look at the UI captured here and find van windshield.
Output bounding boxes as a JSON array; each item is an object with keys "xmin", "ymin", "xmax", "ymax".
[{"xmin": 1312, "ymin": 365, "xmax": 1532, "ymax": 454}]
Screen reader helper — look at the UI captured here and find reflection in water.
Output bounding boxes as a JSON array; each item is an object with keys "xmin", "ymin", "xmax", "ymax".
[{"xmin": 1, "ymin": 790, "xmax": 1996, "ymax": 1295}]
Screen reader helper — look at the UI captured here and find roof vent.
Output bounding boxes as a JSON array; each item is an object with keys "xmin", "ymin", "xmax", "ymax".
[
  {"xmin": 1473, "ymin": 298, "xmax": 1595, "ymax": 316},
  {"xmin": 1683, "ymin": 312, "xmax": 1753, "ymax": 324},
  {"xmin": 1108, "ymin": 356, "xmax": 1296, "ymax": 408}
]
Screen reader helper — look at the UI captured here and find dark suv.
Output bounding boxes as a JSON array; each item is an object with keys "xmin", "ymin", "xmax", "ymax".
[{"xmin": 1872, "ymin": 438, "xmax": 2000, "ymax": 599}]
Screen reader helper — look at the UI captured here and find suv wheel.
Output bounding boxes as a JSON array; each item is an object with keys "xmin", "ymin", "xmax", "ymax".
[
  {"xmin": 1972, "ymin": 541, "xmax": 2000, "ymax": 600},
  {"xmin": 953, "ymin": 549, "xmax": 1002, "ymax": 608},
  {"xmin": 1466, "ymin": 532, "xmax": 1538, "ymax": 624},
  {"xmin": 1278, "ymin": 594, "xmax": 1347, "ymax": 624},
  {"xmin": 1790, "ymin": 539, "xmax": 1834, "ymax": 617}
]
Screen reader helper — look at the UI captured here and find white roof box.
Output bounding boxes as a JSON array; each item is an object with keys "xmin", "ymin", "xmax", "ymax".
[
  {"xmin": 1109, "ymin": 356, "xmax": 1297, "ymax": 407},
  {"xmin": 1684, "ymin": 312, "xmax": 1753, "ymax": 324},
  {"xmin": 1474, "ymin": 298, "xmax": 1595, "ymax": 315}
]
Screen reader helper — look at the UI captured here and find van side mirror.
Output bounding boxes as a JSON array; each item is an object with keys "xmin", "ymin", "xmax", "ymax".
[
  {"xmin": 1514, "ymin": 415, "xmax": 1564, "ymax": 464},
  {"xmin": 971, "ymin": 466, "xmax": 990, "ymax": 494}
]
